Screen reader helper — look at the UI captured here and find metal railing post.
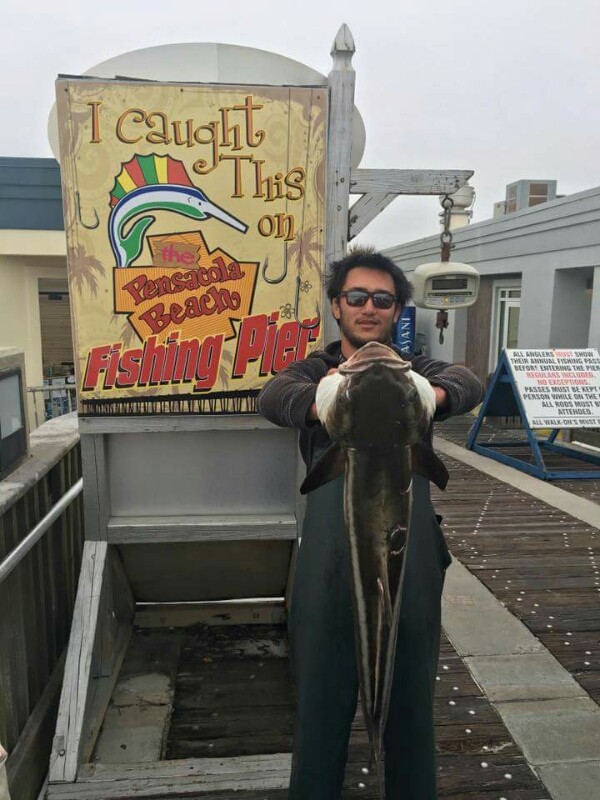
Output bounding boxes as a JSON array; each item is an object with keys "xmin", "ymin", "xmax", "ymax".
[{"xmin": 0, "ymin": 479, "xmax": 83, "ymax": 585}]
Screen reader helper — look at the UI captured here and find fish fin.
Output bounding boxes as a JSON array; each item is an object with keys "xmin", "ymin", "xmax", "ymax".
[
  {"xmin": 377, "ymin": 577, "xmax": 393, "ymax": 627},
  {"xmin": 411, "ymin": 441, "xmax": 449, "ymax": 490},
  {"xmin": 300, "ymin": 444, "xmax": 345, "ymax": 494},
  {"xmin": 122, "ymin": 215, "xmax": 155, "ymax": 266}
]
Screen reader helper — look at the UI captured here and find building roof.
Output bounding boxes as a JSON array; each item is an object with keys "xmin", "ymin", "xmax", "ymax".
[
  {"xmin": 383, "ymin": 185, "xmax": 600, "ymax": 275},
  {"xmin": 0, "ymin": 157, "xmax": 63, "ymax": 231}
]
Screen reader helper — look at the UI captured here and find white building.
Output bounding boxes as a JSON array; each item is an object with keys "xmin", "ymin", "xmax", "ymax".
[
  {"xmin": 384, "ymin": 181, "xmax": 600, "ymax": 383},
  {"xmin": 0, "ymin": 157, "xmax": 69, "ymax": 428}
]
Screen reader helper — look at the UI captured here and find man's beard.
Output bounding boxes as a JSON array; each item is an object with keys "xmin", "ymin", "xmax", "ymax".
[{"xmin": 339, "ymin": 317, "xmax": 395, "ymax": 350}]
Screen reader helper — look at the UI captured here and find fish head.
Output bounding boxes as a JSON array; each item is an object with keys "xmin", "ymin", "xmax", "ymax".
[
  {"xmin": 316, "ymin": 342, "xmax": 435, "ymax": 448},
  {"xmin": 188, "ymin": 189, "xmax": 248, "ymax": 233}
]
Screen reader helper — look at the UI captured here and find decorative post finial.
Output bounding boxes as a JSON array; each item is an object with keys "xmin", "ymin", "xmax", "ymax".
[
  {"xmin": 331, "ymin": 24, "xmax": 356, "ymax": 69},
  {"xmin": 325, "ymin": 23, "xmax": 356, "ymax": 342}
]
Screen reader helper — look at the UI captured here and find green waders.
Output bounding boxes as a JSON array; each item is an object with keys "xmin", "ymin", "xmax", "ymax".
[{"xmin": 288, "ymin": 474, "xmax": 451, "ymax": 799}]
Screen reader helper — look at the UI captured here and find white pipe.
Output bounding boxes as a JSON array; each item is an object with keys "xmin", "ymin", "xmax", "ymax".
[{"xmin": 0, "ymin": 479, "xmax": 83, "ymax": 584}]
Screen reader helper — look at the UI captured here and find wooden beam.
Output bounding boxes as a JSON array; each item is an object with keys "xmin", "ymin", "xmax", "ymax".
[
  {"xmin": 79, "ymin": 549, "xmax": 134, "ymax": 766},
  {"xmin": 49, "ymin": 544, "xmax": 134, "ymax": 784},
  {"xmin": 348, "ymin": 192, "xmax": 396, "ymax": 240},
  {"xmin": 77, "ymin": 753, "xmax": 292, "ymax": 780},
  {"xmin": 80, "ymin": 435, "xmax": 110, "ymax": 542},
  {"xmin": 50, "ymin": 541, "xmax": 108, "ymax": 782},
  {"xmin": 48, "ymin": 754, "xmax": 293, "ymax": 798},
  {"xmin": 78, "ymin": 415, "xmax": 275, "ymax": 435},
  {"xmin": 107, "ymin": 513, "xmax": 297, "ymax": 544},
  {"xmin": 134, "ymin": 599, "xmax": 286, "ymax": 628},
  {"xmin": 325, "ymin": 24, "xmax": 356, "ymax": 343},
  {"xmin": 79, "ymin": 620, "xmax": 131, "ymax": 767},
  {"xmin": 350, "ymin": 169, "xmax": 474, "ymax": 195}
]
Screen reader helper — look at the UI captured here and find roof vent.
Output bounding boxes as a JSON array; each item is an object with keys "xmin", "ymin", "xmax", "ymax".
[{"xmin": 505, "ymin": 180, "xmax": 557, "ymax": 213}]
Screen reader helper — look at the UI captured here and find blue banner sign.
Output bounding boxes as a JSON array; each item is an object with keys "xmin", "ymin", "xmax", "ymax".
[{"xmin": 394, "ymin": 306, "xmax": 416, "ymax": 354}]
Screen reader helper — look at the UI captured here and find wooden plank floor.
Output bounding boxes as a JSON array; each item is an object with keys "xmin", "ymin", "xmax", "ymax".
[
  {"xmin": 67, "ymin": 622, "xmax": 549, "ymax": 797},
  {"xmin": 437, "ymin": 414, "xmax": 600, "ymax": 501},
  {"xmin": 434, "ymin": 415, "xmax": 600, "ymax": 704},
  {"xmin": 158, "ymin": 623, "xmax": 549, "ymax": 799}
]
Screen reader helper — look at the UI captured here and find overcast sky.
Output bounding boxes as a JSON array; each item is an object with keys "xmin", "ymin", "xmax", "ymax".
[{"xmin": 1, "ymin": 0, "xmax": 599, "ymax": 247}]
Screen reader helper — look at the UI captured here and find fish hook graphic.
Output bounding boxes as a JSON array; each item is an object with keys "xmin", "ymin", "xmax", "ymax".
[
  {"xmin": 294, "ymin": 275, "xmax": 321, "ymax": 330},
  {"xmin": 261, "ymin": 247, "xmax": 288, "ymax": 284},
  {"xmin": 75, "ymin": 192, "xmax": 99, "ymax": 230}
]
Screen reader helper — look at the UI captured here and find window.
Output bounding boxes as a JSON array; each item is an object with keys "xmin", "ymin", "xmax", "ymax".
[
  {"xmin": 489, "ymin": 281, "xmax": 521, "ymax": 372},
  {"xmin": 506, "ymin": 185, "xmax": 518, "ymax": 214},
  {"xmin": 528, "ymin": 182, "xmax": 549, "ymax": 207}
]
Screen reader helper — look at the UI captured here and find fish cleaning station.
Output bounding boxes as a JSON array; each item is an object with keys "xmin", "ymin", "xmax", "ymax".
[{"xmin": 1, "ymin": 24, "xmax": 599, "ymax": 800}]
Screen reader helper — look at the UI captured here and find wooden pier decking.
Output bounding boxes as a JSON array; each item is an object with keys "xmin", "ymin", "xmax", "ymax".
[
  {"xmin": 437, "ymin": 415, "xmax": 600, "ymax": 501},
  {"xmin": 48, "ymin": 623, "xmax": 549, "ymax": 799},
  {"xmin": 43, "ymin": 415, "xmax": 600, "ymax": 799},
  {"xmin": 434, "ymin": 416, "xmax": 599, "ymax": 705}
]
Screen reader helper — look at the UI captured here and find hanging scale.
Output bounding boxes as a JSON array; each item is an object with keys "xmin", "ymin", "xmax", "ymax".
[{"xmin": 411, "ymin": 193, "xmax": 480, "ymax": 344}]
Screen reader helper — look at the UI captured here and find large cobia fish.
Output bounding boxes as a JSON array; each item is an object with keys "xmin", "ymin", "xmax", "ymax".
[
  {"xmin": 306, "ymin": 341, "xmax": 444, "ymax": 798},
  {"xmin": 108, "ymin": 154, "xmax": 248, "ymax": 267}
]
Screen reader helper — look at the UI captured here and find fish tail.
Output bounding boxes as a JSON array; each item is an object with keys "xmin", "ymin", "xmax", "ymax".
[
  {"xmin": 120, "ymin": 215, "xmax": 155, "ymax": 267},
  {"xmin": 372, "ymin": 733, "xmax": 386, "ymax": 800}
]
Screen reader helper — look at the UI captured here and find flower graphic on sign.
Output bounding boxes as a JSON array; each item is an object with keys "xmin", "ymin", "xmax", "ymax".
[{"xmin": 108, "ymin": 154, "xmax": 248, "ymax": 268}]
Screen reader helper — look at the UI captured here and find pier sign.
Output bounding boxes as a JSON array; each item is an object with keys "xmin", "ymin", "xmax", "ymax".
[
  {"xmin": 506, "ymin": 349, "xmax": 600, "ymax": 428},
  {"xmin": 56, "ymin": 77, "xmax": 326, "ymax": 415}
]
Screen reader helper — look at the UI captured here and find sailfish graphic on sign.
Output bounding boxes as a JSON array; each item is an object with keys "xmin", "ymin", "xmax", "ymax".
[{"xmin": 108, "ymin": 154, "xmax": 248, "ymax": 267}]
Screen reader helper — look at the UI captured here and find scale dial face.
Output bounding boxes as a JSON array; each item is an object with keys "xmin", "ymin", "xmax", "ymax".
[{"xmin": 412, "ymin": 262, "xmax": 480, "ymax": 309}]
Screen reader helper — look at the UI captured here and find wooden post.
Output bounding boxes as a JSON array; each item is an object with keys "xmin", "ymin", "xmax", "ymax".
[
  {"xmin": 49, "ymin": 543, "xmax": 133, "ymax": 783},
  {"xmin": 325, "ymin": 23, "xmax": 356, "ymax": 343},
  {"xmin": 348, "ymin": 170, "xmax": 474, "ymax": 240}
]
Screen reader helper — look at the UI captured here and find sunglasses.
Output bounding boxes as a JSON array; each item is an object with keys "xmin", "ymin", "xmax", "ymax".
[{"xmin": 339, "ymin": 290, "xmax": 397, "ymax": 309}]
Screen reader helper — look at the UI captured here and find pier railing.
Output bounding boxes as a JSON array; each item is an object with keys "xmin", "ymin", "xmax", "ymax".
[
  {"xmin": 0, "ymin": 414, "xmax": 83, "ymax": 800},
  {"xmin": 27, "ymin": 385, "xmax": 77, "ymax": 429}
]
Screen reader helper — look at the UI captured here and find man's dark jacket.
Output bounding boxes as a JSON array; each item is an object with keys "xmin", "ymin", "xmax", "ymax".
[{"xmin": 258, "ymin": 341, "xmax": 483, "ymax": 477}]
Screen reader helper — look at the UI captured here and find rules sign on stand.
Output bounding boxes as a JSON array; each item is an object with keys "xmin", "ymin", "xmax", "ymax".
[{"xmin": 506, "ymin": 348, "xmax": 600, "ymax": 428}]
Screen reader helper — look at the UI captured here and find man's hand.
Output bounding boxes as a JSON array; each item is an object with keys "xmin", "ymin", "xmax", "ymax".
[
  {"xmin": 432, "ymin": 386, "xmax": 448, "ymax": 409},
  {"xmin": 307, "ymin": 372, "xmax": 447, "ymax": 422},
  {"xmin": 307, "ymin": 368, "xmax": 338, "ymax": 422}
]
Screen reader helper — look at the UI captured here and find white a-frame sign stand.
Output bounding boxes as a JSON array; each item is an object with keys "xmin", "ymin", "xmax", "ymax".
[
  {"xmin": 47, "ymin": 26, "xmax": 473, "ymax": 798},
  {"xmin": 468, "ymin": 348, "xmax": 600, "ymax": 480}
]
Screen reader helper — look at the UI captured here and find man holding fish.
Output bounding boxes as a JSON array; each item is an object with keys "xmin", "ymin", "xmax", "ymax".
[{"xmin": 258, "ymin": 248, "xmax": 482, "ymax": 799}]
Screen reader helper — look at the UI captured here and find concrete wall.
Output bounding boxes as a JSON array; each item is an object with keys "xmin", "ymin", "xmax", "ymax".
[
  {"xmin": 0, "ymin": 230, "xmax": 68, "ymax": 429},
  {"xmin": 412, "ymin": 306, "xmax": 469, "ymax": 364},
  {"xmin": 549, "ymin": 269, "xmax": 593, "ymax": 348},
  {"xmin": 589, "ymin": 267, "xmax": 600, "ymax": 349},
  {"xmin": 519, "ymin": 265, "xmax": 552, "ymax": 348}
]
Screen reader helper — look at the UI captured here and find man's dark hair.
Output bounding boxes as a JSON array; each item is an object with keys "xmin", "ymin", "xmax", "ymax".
[{"xmin": 325, "ymin": 246, "xmax": 413, "ymax": 308}]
